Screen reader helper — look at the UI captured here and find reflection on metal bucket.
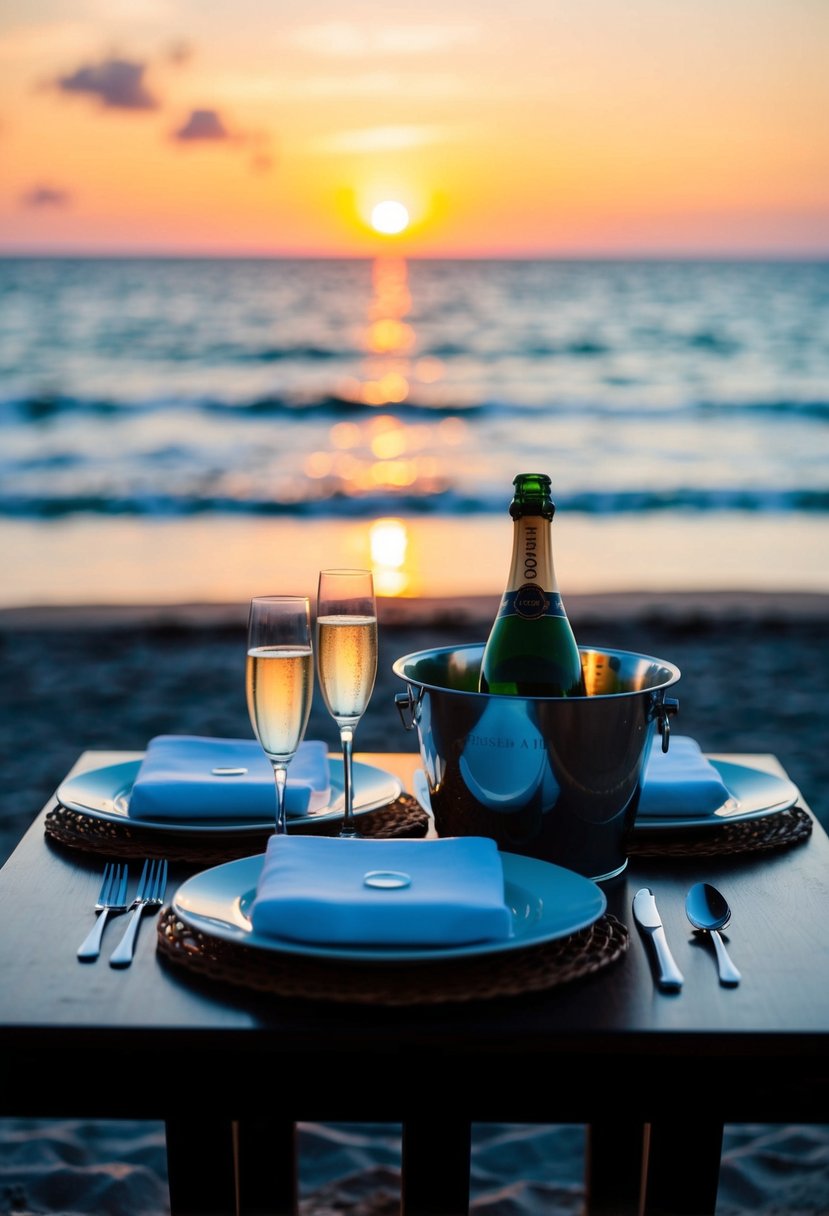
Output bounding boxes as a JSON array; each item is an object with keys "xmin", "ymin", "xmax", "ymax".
[
  {"xmin": 459, "ymin": 698, "xmax": 558, "ymax": 811},
  {"xmin": 394, "ymin": 643, "xmax": 680, "ymax": 882}
]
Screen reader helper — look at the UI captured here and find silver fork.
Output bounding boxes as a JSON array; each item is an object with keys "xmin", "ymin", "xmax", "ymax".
[
  {"xmin": 109, "ymin": 858, "xmax": 168, "ymax": 969},
  {"xmin": 77, "ymin": 862, "xmax": 129, "ymax": 962}
]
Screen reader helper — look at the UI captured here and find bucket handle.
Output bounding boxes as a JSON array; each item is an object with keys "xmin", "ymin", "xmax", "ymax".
[
  {"xmin": 655, "ymin": 695, "xmax": 680, "ymax": 753},
  {"xmin": 394, "ymin": 685, "xmax": 423, "ymax": 731}
]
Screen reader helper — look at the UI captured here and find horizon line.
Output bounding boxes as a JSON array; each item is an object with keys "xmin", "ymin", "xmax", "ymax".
[{"xmin": 1, "ymin": 248, "xmax": 828, "ymax": 263}]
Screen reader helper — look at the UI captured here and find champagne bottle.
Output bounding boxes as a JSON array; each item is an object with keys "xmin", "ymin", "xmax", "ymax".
[{"xmin": 478, "ymin": 473, "xmax": 586, "ymax": 697}]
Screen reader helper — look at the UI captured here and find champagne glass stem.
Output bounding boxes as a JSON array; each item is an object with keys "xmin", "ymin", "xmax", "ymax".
[
  {"xmin": 338, "ymin": 725, "xmax": 356, "ymax": 838},
  {"xmin": 273, "ymin": 762, "xmax": 288, "ymax": 835}
]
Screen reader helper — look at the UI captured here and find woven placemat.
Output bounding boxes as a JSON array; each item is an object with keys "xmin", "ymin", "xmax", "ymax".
[
  {"xmin": 156, "ymin": 907, "xmax": 629, "ymax": 1005},
  {"xmin": 46, "ymin": 797, "xmax": 812, "ymax": 864},
  {"xmin": 44, "ymin": 795, "xmax": 430, "ymax": 863},
  {"xmin": 629, "ymin": 805, "xmax": 812, "ymax": 859}
]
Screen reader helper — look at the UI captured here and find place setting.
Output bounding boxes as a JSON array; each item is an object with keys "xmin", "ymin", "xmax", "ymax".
[
  {"xmin": 46, "ymin": 577, "xmax": 427, "ymax": 863},
  {"xmin": 46, "ymin": 739, "xmax": 423, "ymax": 863},
  {"xmin": 155, "ymin": 839, "xmax": 627, "ymax": 1006},
  {"xmin": 627, "ymin": 737, "xmax": 811, "ymax": 859}
]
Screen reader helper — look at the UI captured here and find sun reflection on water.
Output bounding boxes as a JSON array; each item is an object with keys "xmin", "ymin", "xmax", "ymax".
[
  {"xmin": 301, "ymin": 255, "xmax": 468, "ymax": 524},
  {"xmin": 370, "ymin": 517, "xmax": 409, "ymax": 596}
]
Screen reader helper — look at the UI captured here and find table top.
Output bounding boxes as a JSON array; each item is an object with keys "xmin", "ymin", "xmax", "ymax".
[{"xmin": 1, "ymin": 749, "xmax": 828, "ymax": 1122}]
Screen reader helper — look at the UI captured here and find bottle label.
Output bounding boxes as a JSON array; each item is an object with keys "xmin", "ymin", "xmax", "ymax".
[{"xmin": 497, "ymin": 584, "xmax": 566, "ymax": 621}]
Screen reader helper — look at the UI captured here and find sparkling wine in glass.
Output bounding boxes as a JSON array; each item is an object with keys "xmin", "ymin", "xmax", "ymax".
[
  {"xmin": 316, "ymin": 569, "xmax": 378, "ymax": 838},
  {"xmin": 246, "ymin": 596, "xmax": 313, "ymax": 835}
]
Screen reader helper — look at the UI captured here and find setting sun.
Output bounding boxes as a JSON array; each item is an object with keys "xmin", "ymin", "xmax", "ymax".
[{"xmin": 370, "ymin": 201, "xmax": 410, "ymax": 236}]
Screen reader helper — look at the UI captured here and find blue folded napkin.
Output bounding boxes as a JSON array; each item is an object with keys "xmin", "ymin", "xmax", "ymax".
[
  {"xmin": 637, "ymin": 735, "xmax": 730, "ymax": 818},
  {"xmin": 249, "ymin": 835, "xmax": 514, "ymax": 946},
  {"xmin": 128, "ymin": 735, "xmax": 331, "ymax": 822}
]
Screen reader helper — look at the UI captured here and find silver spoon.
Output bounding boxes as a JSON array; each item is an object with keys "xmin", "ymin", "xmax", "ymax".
[{"xmin": 685, "ymin": 882, "xmax": 741, "ymax": 986}]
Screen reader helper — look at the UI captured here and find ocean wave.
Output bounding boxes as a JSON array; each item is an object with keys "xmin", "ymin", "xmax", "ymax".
[
  {"xmin": 698, "ymin": 398, "xmax": 829, "ymax": 420},
  {"xmin": 242, "ymin": 343, "xmax": 350, "ymax": 362},
  {"xmin": 0, "ymin": 392, "xmax": 492, "ymax": 423},
  {"xmin": 1, "ymin": 486, "xmax": 827, "ymax": 520},
  {"xmin": 3, "ymin": 392, "xmax": 829, "ymax": 425},
  {"xmin": 203, "ymin": 393, "xmax": 490, "ymax": 418},
  {"xmin": 3, "ymin": 395, "xmax": 124, "ymax": 421}
]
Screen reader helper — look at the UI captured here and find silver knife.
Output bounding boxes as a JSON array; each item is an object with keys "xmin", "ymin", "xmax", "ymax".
[{"xmin": 632, "ymin": 888, "xmax": 684, "ymax": 991}]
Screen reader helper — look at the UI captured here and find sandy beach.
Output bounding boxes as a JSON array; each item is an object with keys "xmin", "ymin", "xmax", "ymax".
[
  {"xmin": 2, "ymin": 589, "xmax": 828, "ymax": 1214},
  {"xmin": 1, "ymin": 1119, "xmax": 828, "ymax": 1216}
]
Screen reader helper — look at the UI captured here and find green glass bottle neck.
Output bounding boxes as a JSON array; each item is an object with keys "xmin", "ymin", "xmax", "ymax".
[{"xmin": 506, "ymin": 515, "xmax": 557, "ymax": 592}]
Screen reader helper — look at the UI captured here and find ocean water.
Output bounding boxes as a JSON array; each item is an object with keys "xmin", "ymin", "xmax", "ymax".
[{"xmin": 1, "ymin": 256, "xmax": 827, "ymax": 604}]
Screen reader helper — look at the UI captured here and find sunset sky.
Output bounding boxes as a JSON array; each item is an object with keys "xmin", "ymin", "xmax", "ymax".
[{"xmin": 1, "ymin": 0, "xmax": 827, "ymax": 257}]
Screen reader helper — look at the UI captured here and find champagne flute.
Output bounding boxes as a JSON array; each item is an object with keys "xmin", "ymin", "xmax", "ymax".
[
  {"xmin": 246, "ymin": 596, "xmax": 313, "ymax": 835},
  {"xmin": 316, "ymin": 569, "xmax": 378, "ymax": 838}
]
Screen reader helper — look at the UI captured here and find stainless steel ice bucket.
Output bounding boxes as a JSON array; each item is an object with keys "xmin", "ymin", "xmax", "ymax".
[{"xmin": 393, "ymin": 643, "xmax": 680, "ymax": 881}]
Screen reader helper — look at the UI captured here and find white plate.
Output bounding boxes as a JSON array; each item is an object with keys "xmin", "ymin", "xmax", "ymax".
[
  {"xmin": 171, "ymin": 852, "xmax": 607, "ymax": 964},
  {"xmin": 57, "ymin": 757, "xmax": 402, "ymax": 835},
  {"xmin": 633, "ymin": 757, "xmax": 800, "ymax": 831}
]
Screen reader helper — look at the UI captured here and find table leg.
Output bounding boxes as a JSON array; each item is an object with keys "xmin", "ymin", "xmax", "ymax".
[
  {"xmin": 585, "ymin": 1121, "xmax": 646, "ymax": 1216},
  {"xmin": 234, "ymin": 1118, "xmax": 297, "ymax": 1216},
  {"xmin": 640, "ymin": 1120, "xmax": 724, "ymax": 1216},
  {"xmin": 165, "ymin": 1118, "xmax": 236, "ymax": 1216},
  {"xmin": 402, "ymin": 1117, "xmax": 471, "ymax": 1216}
]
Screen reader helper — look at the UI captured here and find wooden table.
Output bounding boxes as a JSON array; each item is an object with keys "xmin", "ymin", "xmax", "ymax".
[{"xmin": 1, "ymin": 750, "xmax": 827, "ymax": 1216}]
